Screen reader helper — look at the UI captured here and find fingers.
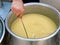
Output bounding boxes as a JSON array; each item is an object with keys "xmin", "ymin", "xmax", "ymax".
[{"xmin": 17, "ymin": 9, "xmax": 24, "ymax": 18}]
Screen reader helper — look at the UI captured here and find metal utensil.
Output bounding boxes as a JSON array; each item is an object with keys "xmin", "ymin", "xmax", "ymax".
[{"xmin": 21, "ymin": 18, "xmax": 28, "ymax": 38}]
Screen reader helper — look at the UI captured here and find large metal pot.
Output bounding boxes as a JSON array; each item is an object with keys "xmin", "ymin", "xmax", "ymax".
[{"xmin": 5, "ymin": 3, "xmax": 60, "ymax": 45}]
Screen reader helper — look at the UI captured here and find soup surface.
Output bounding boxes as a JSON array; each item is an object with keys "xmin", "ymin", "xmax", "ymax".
[{"xmin": 11, "ymin": 13, "xmax": 57, "ymax": 38}]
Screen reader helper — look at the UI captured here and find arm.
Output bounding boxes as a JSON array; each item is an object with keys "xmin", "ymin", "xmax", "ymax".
[{"xmin": 11, "ymin": 0, "xmax": 24, "ymax": 18}]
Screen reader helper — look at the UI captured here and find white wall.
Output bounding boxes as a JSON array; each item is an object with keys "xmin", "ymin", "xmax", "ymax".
[{"xmin": 40, "ymin": 0, "xmax": 60, "ymax": 11}]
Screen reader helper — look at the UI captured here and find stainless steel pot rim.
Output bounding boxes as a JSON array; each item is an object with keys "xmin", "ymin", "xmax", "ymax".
[
  {"xmin": 5, "ymin": 3, "xmax": 60, "ymax": 41},
  {"xmin": 0, "ymin": 16, "xmax": 5, "ymax": 43}
]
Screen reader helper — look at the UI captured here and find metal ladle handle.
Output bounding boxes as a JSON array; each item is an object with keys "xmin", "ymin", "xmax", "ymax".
[{"xmin": 21, "ymin": 18, "xmax": 29, "ymax": 38}]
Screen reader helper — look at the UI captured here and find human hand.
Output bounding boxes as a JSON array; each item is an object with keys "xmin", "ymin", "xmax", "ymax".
[{"xmin": 11, "ymin": 0, "xmax": 24, "ymax": 18}]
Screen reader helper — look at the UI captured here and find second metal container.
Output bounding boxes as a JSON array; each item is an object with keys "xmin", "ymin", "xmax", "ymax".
[
  {"xmin": 5, "ymin": 3, "xmax": 60, "ymax": 45},
  {"xmin": 0, "ymin": 16, "xmax": 5, "ymax": 44}
]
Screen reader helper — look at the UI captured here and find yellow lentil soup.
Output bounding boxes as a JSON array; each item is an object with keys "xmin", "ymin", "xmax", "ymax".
[{"xmin": 11, "ymin": 13, "xmax": 57, "ymax": 38}]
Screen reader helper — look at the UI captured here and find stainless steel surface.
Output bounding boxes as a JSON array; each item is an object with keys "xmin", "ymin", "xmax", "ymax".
[
  {"xmin": 5, "ymin": 3, "xmax": 60, "ymax": 45},
  {"xmin": 0, "ymin": 16, "xmax": 5, "ymax": 43},
  {"xmin": 58, "ymin": 31, "xmax": 60, "ymax": 45}
]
